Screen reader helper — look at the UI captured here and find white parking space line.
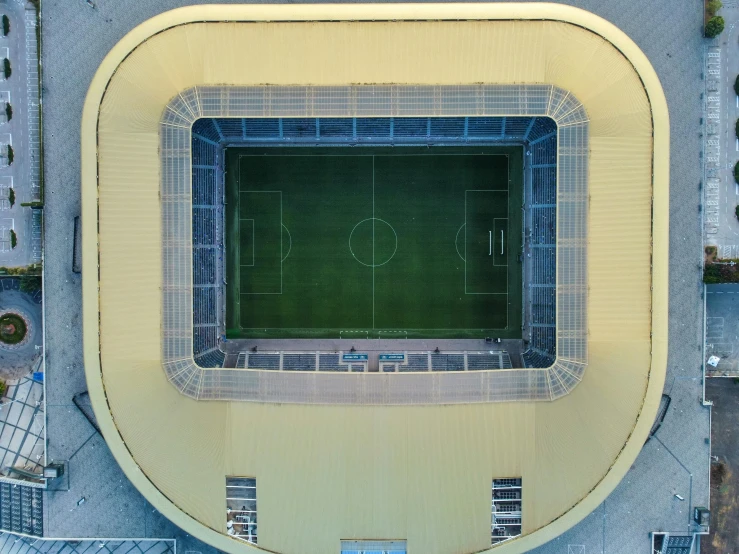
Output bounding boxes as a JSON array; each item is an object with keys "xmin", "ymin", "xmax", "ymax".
[
  {"xmin": 707, "ymin": 316, "xmax": 726, "ymax": 340},
  {"xmin": 0, "ymin": 178, "xmax": 10, "ymax": 211},
  {"xmin": 718, "ymin": 244, "xmax": 739, "ymax": 258},
  {"xmin": 0, "ymin": 217, "xmax": 12, "ymax": 253},
  {"xmin": 708, "ymin": 342, "xmax": 735, "ymax": 356}
]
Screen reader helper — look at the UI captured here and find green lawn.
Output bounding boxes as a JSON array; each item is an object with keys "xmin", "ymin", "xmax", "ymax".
[{"xmin": 224, "ymin": 146, "xmax": 523, "ymax": 338}]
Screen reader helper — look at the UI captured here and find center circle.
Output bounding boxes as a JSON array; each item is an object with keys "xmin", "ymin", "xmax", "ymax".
[{"xmin": 349, "ymin": 218, "xmax": 398, "ymax": 267}]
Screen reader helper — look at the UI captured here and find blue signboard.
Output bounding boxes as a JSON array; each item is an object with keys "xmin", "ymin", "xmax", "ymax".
[
  {"xmin": 342, "ymin": 353, "xmax": 368, "ymax": 361},
  {"xmin": 379, "ymin": 353, "xmax": 406, "ymax": 361}
]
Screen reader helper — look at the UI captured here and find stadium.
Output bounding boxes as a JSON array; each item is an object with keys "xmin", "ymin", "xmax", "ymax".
[{"xmin": 81, "ymin": 4, "xmax": 668, "ymax": 554}]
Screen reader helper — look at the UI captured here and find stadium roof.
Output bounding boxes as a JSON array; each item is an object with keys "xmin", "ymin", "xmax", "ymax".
[{"xmin": 81, "ymin": 4, "xmax": 669, "ymax": 554}]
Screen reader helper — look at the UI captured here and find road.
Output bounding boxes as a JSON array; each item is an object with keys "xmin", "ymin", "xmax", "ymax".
[{"xmin": 0, "ymin": 0, "xmax": 40, "ymax": 268}]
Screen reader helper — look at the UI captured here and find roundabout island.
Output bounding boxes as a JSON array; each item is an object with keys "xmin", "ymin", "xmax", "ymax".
[{"xmin": 0, "ymin": 311, "xmax": 27, "ymax": 346}]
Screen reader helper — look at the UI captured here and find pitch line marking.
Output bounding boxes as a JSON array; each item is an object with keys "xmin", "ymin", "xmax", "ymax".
[
  {"xmin": 239, "ymin": 218, "xmax": 255, "ymax": 267},
  {"xmin": 281, "ymin": 224, "xmax": 292, "ymax": 262},
  {"xmin": 348, "ymin": 219, "xmax": 398, "ymax": 268},
  {"xmin": 493, "ymin": 218, "xmax": 509, "ymax": 267},
  {"xmin": 464, "ymin": 190, "xmax": 510, "ymax": 292},
  {"xmin": 239, "ymin": 190, "xmax": 283, "ymax": 295},
  {"xmin": 455, "ymin": 224, "xmax": 466, "ymax": 262}
]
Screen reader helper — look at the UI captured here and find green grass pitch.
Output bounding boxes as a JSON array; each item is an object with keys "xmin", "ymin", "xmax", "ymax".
[{"xmin": 224, "ymin": 145, "xmax": 523, "ymax": 339}]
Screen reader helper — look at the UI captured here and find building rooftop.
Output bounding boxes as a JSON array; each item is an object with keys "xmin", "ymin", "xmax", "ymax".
[{"xmin": 80, "ymin": 5, "xmax": 668, "ymax": 554}]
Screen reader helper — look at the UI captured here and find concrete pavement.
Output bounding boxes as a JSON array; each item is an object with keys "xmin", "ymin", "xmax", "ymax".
[{"xmin": 705, "ymin": 283, "xmax": 739, "ymax": 375}]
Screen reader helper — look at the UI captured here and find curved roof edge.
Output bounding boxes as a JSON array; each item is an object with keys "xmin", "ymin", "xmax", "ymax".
[
  {"xmin": 161, "ymin": 83, "xmax": 587, "ymax": 405},
  {"xmin": 81, "ymin": 4, "xmax": 669, "ymax": 554}
]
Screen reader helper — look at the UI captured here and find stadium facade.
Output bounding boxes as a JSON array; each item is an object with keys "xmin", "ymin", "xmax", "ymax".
[{"xmin": 81, "ymin": 4, "xmax": 668, "ymax": 554}]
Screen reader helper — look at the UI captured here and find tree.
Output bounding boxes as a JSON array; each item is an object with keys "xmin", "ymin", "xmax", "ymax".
[
  {"xmin": 734, "ymin": 160, "xmax": 739, "ymax": 184},
  {"xmin": 9, "ymin": 229, "xmax": 16, "ymax": 249},
  {"xmin": 19, "ymin": 276, "xmax": 41, "ymax": 293},
  {"xmin": 704, "ymin": 264, "xmax": 722, "ymax": 284},
  {"xmin": 7, "ymin": 144, "xmax": 13, "ymax": 165},
  {"xmin": 735, "ymin": 118, "xmax": 739, "ymax": 140},
  {"xmin": 734, "ymin": 75, "xmax": 739, "ymax": 97},
  {"xmin": 8, "ymin": 188, "xmax": 14, "ymax": 207},
  {"xmin": 706, "ymin": 16, "xmax": 725, "ymax": 38},
  {"xmin": 736, "ymin": 204, "xmax": 739, "ymax": 220},
  {"xmin": 5, "ymin": 103, "xmax": 11, "ymax": 122},
  {"xmin": 708, "ymin": 0, "xmax": 723, "ymax": 16}
]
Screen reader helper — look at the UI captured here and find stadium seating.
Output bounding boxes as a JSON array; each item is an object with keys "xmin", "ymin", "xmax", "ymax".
[
  {"xmin": 402, "ymin": 354, "xmax": 430, "ymax": 372},
  {"xmin": 467, "ymin": 352, "xmax": 513, "ymax": 370},
  {"xmin": 531, "ymin": 288, "xmax": 556, "ymax": 326},
  {"xmin": 193, "ymin": 288, "xmax": 217, "ymax": 325},
  {"xmin": 195, "ymin": 349, "xmax": 226, "ymax": 368},
  {"xmin": 522, "ymin": 348, "xmax": 555, "ymax": 368},
  {"xmin": 192, "ymin": 167, "xmax": 218, "ymax": 205},
  {"xmin": 283, "ymin": 354, "xmax": 317, "ymax": 371},
  {"xmin": 319, "ymin": 118, "xmax": 354, "ymax": 138},
  {"xmin": 192, "ymin": 137, "xmax": 217, "ymax": 166},
  {"xmin": 245, "ymin": 354, "xmax": 280, "ymax": 370},
  {"xmin": 190, "ymin": 121, "xmax": 226, "ymax": 368},
  {"xmin": 393, "ymin": 117, "xmax": 428, "ymax": 138},
  {"xmin": 318, "ymin": 354, "xmax": 350, "ymax": 372},
  {"xmin": 192, "ymin": 118, "xmax": 221, "ymax": 142},
  {"xmin": 431, "ymin": 354, "xmax": 465, "ymax": 371},
  {"xmin": 190, "ymin": 115, "xmax": 558, "ymax": 371},
  {"xmin": 193, "ymin": 249, "xmax": 217, "ymax": 286},
  {"xmin": 282, "ymin": 118, "xmax": 317, "ymax": 138},
  {"xmin": 192, "ymin": 116, "xmax": 559, "ymax": 146},
  {"xmin": 531, "ymin": 207, "xmax": 556, "ymax": 246},
  {"xmin": 232, "ymin": 350, "xmax": 517, "ymax": 372},
  {"xmin": 466, "ymin": 117, "xmax": 503, "ymax": 137},
  {"xmin": 355, "ymin": 118, "xmax": 391, "ymax": 139}
]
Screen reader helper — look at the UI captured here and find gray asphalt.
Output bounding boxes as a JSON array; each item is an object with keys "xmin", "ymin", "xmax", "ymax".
[
  {"xmin": 707, "ymin": 4, "xmax": 739, "ymax": 258},
  {"xmin": 39, "ymin": 0, "xmax": 710, "ymax": 552},
  {"xmin": 706, "ymin": 283, "xmax": 739, "ymax": 376},
  {"xmin": 0, "ymin": 0, "xmax": 40, "ymax": 268}
]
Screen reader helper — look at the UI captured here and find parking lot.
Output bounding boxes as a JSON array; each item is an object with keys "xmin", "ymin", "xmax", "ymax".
[{"xmin": 706, "ymin": 284, "xmax": 739, "ymax": 376}]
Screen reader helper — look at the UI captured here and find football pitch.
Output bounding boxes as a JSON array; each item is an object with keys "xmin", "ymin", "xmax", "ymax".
[{"xmin": 224, "ymin": 146, "xmax": 523, "ymax": 339}]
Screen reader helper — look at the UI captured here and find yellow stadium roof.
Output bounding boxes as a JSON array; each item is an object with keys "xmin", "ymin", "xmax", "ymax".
[{"xmin": 81, "ymin": 4, "xmax": 668, "ymax": 554}]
